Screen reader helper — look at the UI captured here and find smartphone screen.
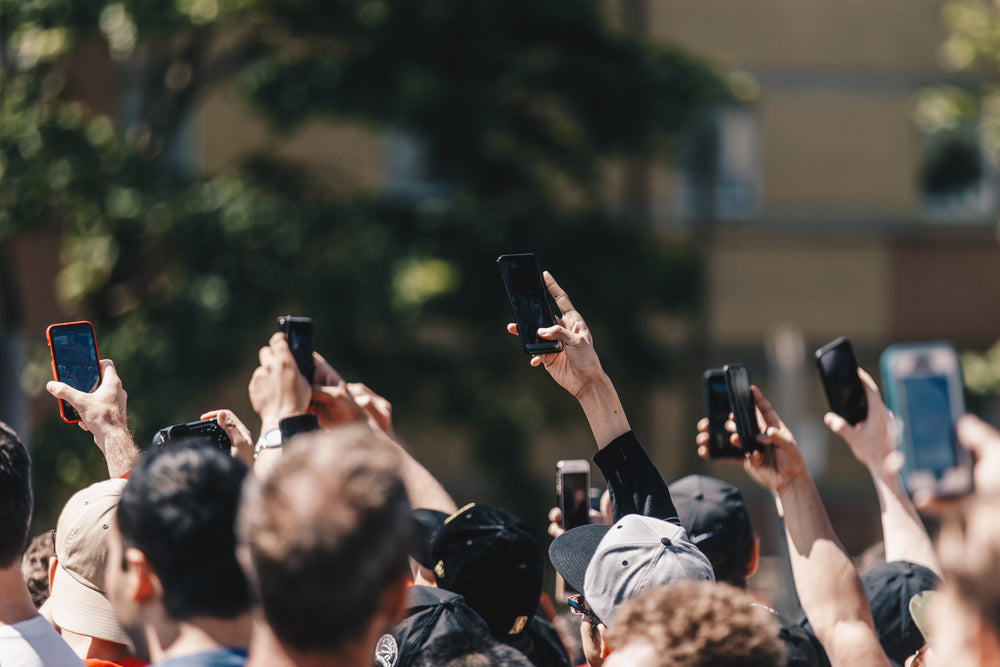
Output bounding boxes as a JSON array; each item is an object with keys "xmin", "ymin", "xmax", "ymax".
[
  {"xmin": 277, "ymin": 316, "xmax": 315, "ymax": 381},
  {"xmin": 815, "ymin": 337, "xmax": 868, "ymax": 425},
  {"xmin": 557, "ymin": 461, "xmax": 591, "ymax": 531},
  {"xmin": 724, "ymin": 363, "xmax": 760, "ymax": 453},
  {"xmin": 47, "ymin": 322, "xmax": 101, "ymax": 423},
  {"xmin": 497, "ymin": 254, "xmax": 563, "ymax": 355},
  {"xmin": 881, "ymin": 342, "xmax": 971, "ymax": 498},
  {"xmin": 704, "ymin": 369, "xmax": 741, "ymax": 458}
]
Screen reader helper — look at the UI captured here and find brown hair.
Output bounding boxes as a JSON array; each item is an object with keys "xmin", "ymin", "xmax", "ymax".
[
  {"xmin": 240, "ymin": 424, "xmax": 413, "ymax": 654},
  {"xmin": 605, "ymin": 581, "xmax": 784, "ymax": 667}
]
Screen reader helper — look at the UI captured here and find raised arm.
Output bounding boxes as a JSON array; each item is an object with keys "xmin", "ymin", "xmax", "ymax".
[
  {"xmin": 741, "ymin": 387, "xmax": 891, "ymax": 667},
  {"xmin": 46, "ymin": 359, "xmax": 139, "ymax": 478},
  {"xmin": 825, "ymin": 368, "xmax": 941, "ymax": 576},
  {"xmin": 507, "ymin": 271, "xmax": 629, "ymax": 448}
]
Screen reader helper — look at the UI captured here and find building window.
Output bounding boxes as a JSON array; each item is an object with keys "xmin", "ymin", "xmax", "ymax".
[{"xmin": 919, "ymin": 124, "xmax": 997, "ymax": 220}]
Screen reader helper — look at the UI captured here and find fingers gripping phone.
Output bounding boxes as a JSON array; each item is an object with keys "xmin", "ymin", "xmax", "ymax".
[
  {"xmin": 704, "ymin": 369, "xmax": 742, "ymax": 458},
  {"xmin": 153, "ymin": 419, "xmax": 232, "ymax": 452},
  {"xmin": 497, "ymin": 253, "xmax": 563, "ymax": 355},
  {"xmin": 815, "ymin": 337, "xmax": 868, "ymax": 425},
  {"xmin": 723, "ymin": 363, "xmax": 760, "ymax": 454},
  {"xmin": 46, "ymin": 321, "xmax": 102, "ymax": 423},
  {"xmin": 277, "ymin": 316, "xmax": 315, "ymax": 382},
  {"xmin": 557, "ymin": 460, "xmax": 591, "ymax": 530},
  {"xmin": 880, "ymin": 342, "xmax": 972, "ymax": 499}
]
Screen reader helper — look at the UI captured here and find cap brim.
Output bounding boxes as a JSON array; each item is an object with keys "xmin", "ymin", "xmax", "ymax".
[
  {"xmin": 49, "ymin": 564, "xmax": 132, "ymax": 646},
  {"xmin": 548, "ymin": 524, "xmax": 610, "ymax": 595}
]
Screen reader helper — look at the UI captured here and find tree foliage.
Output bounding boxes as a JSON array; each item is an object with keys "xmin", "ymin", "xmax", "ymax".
[{"xmin": 1, "ymin": 0, "xmax": 724, "ymax": 529}]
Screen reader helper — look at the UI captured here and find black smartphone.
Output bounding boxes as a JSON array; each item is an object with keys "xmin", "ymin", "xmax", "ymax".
[
  {"xmin": 152, "ymin": 419, "xmax": 232, "ymax": 452},
  {"xmin": 880, "ymin": 342, "xmax": 972, "ymax": 499},
  {"xmin": 497, "ymin": 254, "xmax": 563, "ymax": 355},
  {"xmin": 704, "ymin": 369, "xmax": 742, "ymax": 458},
  {"xmin": 815, "ymin": 337, "xmax": 868, "ymax": 425},
  {"xmin": 279, "ymin": 413, "xmax": 320, "ymax": 441},
  {"xmin": 277, "ymin": 316, "xmax": 315, "ymax": 382},
  {"xmin": 46, "ymin": 321, "xmax": 102, "ymax": 424},
  {"xmin": 557, "ymin": 459, "xmax": 591, "ymax": 531},
  {"xmin": 723, "ymin": 363, "xmax": 760, "ymax": 454}
]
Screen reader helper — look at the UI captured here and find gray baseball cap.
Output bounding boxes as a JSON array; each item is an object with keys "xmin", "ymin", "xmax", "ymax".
[{"xmin": 549, "ymin": 514, "xmax": 714, "ymax": 625}]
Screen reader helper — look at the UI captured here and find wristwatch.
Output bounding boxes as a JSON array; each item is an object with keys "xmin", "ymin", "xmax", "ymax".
[{"xmin": 254, "ymin": 428, "xmax": 282, "ymax": 460}]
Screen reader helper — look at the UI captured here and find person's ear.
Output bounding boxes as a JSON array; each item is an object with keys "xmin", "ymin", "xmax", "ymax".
[
  {"xmin": 48, "ymin": 556, "xmax": 58, "ymax": 592},
  {"xmin": 746, "ymin": 536, "xmax": 761, "ymax": 578},
  {"xmin": 598, "ymin": 622, "xmax": 612, "ymax": 659},
  {"xmin": 123, "ymin": 548, "xmax": 159, "ymax": 603}
]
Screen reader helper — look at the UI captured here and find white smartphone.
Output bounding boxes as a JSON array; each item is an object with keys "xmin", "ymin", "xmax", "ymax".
[
  {"xmin": 880, "ymin": 342, "xmax": 972, "ymax": 499},
  {"xmin": 557, "ymin": 459, "xmax": 591, "ymax": 531}
]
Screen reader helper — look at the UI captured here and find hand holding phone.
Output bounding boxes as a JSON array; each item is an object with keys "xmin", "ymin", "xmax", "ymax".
[
  {"xmin": 498, "ymin": 254, "xmax": 563, "ymax": 355},
  {"xmin": 277, "ymin": 316, "xmax": 315, "ymax": 382},
  {"xmin": 880, "ymin": 342, "xmax": 972, "ymax": 499},
  {"xmin": 703, "ymin": 369, "xmax": 743, "ymax": 458},
  {"xmin": 815, "ymin": 337, "xmax": 868, "ymax": 425},
  {"xmin": 46, "ymin": 321, "xmax": 102, "ymax": 423}
]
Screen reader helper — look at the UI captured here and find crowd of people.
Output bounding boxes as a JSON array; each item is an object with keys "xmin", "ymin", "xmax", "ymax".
[{"xmin": 3, "ymin": 270, "xmax": 1000, "ymax": 666}]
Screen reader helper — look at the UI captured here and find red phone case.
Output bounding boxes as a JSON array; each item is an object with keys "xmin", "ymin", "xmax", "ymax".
[{"xmin": 46, "ymin": 321, "xmax": 101, "ymax": 424}]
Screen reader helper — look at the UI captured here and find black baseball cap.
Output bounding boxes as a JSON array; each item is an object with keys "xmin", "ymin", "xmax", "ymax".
[
  {"xmin": 410, "ymin": 508, "xmax": 449, "ymax": 571},
  {"xmin": 376, "ymin": 585, "xmax": 491, "ymax": 667},
  {"xmin": 430, "ymin": 503, "xmax": 544, "ymax": 638},
  {"xmin": 669, "ymin": 475, "xmax": 754, "ymax": 578},
  {"xmin": 862, "ymin": 561, "xmax": 940, "ymax": 667}
]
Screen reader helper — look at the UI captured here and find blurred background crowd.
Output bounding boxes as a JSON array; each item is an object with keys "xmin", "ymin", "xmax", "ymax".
[{"xmin": 3, "ymin": 0, "xmax": 1000, "ymax": 619}]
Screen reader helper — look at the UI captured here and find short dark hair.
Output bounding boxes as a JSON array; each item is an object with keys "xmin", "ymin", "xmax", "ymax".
[
  {"xmin": 0, "ymin": 421, "xmax": 32, "ymax": 568},
  {"xmin": 116, "ymin": 442, "xmax": 250, "ymax": 620},
  {"xmin": 412, "ymin": 630, "xmax": 533, "ymax": 667},
  {"xmin": 240, "ymin": 425, "xmax": 413, "ymax": 654}
]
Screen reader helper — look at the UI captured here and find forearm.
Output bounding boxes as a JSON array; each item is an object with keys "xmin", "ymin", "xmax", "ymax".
[
  {"xmin": 575, "ymin": 373, "xmax": 630, "ymax": 450},
  {"xmin": 380, "ymin": 432, "xmax": 457, "ymax": 515},
  {"xmin": 594, "ymin": 431, "xmax": 679, "ymax": 524},
  {"xmin": 868, "ymin": 465, "xmax": 941, "ymax": 576},
  {"xmin": 97, "ymin": 428, "xmax": 140, "ymax": 478},
  {"xmin": 777, "ymin": 474, "xmax": 889, "ymax": 667}
]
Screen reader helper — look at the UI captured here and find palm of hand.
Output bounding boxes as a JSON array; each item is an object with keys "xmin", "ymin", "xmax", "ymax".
[
  {"xmin": 539, "ymin": 312, "xmax": 601, "ymax": 397},
  {"xmin": 743, "ymin": 408, "xmax": 807, "ymax": 492}
]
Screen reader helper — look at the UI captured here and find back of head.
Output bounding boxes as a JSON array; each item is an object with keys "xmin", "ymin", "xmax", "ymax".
[
  {"xmin": 411, "ymin": 630, "xmax": 533, "ymax": 667},
  {"xmin": 605, "ymin": 581, "xmax": 785, "ymax": 667},
  {"xmin": 241, "ymin": 424, "xmax": 413, "ymax": 655},
  {"xmin": 22, "ymin": 532, "xmax": 55, "ymax": 608},
  {"xmin": 50, "ymin": 479, "xmax": 131, "ymax": 645},
  {"xmin": 430, "ymin": 503, "xmax": 544, "ymax": 638},
  {"xmin": 669, "ymin": 475, "xmax": 754, "ymax": 588},
  {"xmin": 116, "ymin": 442, "xmax": 251, "ymax": 620},
  {"xmin": 938, "ymin": 497, "xmax": 1000, "ymax": 636},
  {"xmin": 0, "ymin": 421, "xmax": 32, "ymax": 569}
]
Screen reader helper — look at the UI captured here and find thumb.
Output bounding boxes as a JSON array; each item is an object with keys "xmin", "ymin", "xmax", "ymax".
[
  {"xmin": 46, "ymin": 380, "xmax": 84, "ymax": 403},
  {"xmin": 824, "ymin": 411, "xmax": 849, "ymax": 435},
  {"xmin": 957, "ymin": 414, "xmax": 1000, "ymax": 457}
]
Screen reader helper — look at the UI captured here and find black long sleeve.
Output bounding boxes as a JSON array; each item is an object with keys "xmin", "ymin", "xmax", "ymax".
[{"xmin": 592, "ymin": 430, "xmax": 680, "ymax": 526}]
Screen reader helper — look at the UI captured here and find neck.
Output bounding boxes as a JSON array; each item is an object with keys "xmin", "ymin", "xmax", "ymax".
[
  {"xmin": 147, "ymin": 613, "xmax": 252, "ymax": 663},
  {"xmin": 60, "ymin": 628, "xmax": 133, "ymax": 661},
  {"xmin": 246, "ymin": 619, "xmax": 372, "ymax": 667},
  {"xmin": 0, "ymin": 565, "xmax": 39, "ymax": 626}
]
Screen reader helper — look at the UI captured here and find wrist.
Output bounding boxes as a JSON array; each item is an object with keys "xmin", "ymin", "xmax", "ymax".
[
  {"xmin": 574, "ymin": 371, "xmax": 615, "ymax": 405},
  {"xmin": 775, "ymin": 468, "xmax": 812, "ymax": 498}
]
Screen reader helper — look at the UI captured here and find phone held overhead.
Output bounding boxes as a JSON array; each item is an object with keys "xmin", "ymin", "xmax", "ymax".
[
  {"xmin": 497, "ymin": 253, "xmax": 563, "ymax": 355},
  {"xmin": 723, "ymin": 363, "xmax": 761, "ymax": 455},
  {"xmin": 278, "ymin": 315, "xmax": 315, "ymax": 381},
  {"xmin": 46, "ymin": 321, "xmax": 102, "ymax": 423},
  {"xmin": 557, "ymin": 459, "xmax": 591, "ymax": 531},
  {"xmin": 815, "ymin": 336, "xmax": 868, "ymax": 425},
  {"xmin": 153, "ymin": 419, "xmax": 232, "ymax": 452},
  {"xmin": 703, "ymin": 369, "xmax": 744, "ymax": 458},
  {"xmin": 880, "ymin": 341, "xmax": 972, "ymax": 500}
]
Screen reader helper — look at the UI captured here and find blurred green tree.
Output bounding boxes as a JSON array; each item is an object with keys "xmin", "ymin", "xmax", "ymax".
[
  {"xmin": 912, "ymin": 0, "xmax": 1000, "ymax": 396},
  {"xmin": 1, "ymin": 0, "xmax": 724, "ymax": 530}
]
